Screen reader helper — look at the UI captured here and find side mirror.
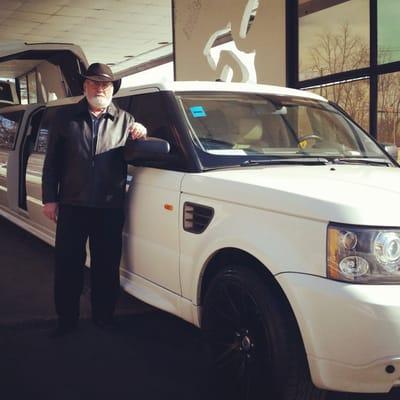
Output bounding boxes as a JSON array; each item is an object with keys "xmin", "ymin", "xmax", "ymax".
[
  {"xmin": 380, "ymin": 142, "xmax": 398, "ymax": 160},
  {"xmin": 124, "ymin": 137, "xmax": 170, "ymax": 164}
]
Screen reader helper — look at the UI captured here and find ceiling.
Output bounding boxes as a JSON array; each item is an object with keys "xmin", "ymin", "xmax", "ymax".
[{"xmin": 0, "ymin": 0, "xmax": 173, "ymax": 74}]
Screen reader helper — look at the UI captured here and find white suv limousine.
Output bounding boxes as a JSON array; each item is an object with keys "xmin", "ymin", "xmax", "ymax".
[{"xmin": 1, "ymin": 81, "xmax": 400, "ymax": 400}]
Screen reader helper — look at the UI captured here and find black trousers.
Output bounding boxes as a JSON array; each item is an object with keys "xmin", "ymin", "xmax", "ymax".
[{"xmin": 54, "ymin": 205, "xmax": 124, "ymax": 323}]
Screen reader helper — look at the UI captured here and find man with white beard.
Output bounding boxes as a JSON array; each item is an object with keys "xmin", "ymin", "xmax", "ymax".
[{"xmin": 42, "ymin": 63, "xmax": 147, "ymax": 337}]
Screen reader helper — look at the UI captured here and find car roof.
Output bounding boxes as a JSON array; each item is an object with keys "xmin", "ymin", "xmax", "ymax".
[
  {"xmin": 45, "ymin": 81, "xmax": 327, "ymax": 109},
  {"xmin": 116, "ymin": 81, "xmax": 327, "ymax": 102}
]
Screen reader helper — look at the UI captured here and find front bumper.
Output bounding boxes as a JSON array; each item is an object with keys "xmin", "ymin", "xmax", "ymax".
[{"xmin": 276, "ymin": 273, "xmax": 400, "ymax": 393}]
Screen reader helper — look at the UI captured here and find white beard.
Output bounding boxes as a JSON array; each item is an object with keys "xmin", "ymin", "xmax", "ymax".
[{"xmin": 85, "ymin": 91, "xmax": 112, "ymax": 109}]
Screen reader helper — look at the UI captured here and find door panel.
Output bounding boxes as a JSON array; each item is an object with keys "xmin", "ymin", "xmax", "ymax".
[
  {"xmin": 0, "ymin": 108, "xmax": 26, "ymax": 210},
  {"xmin": 0, "ymin": 149, "xmax": 8, "ymax": 208},
  {"xmin": 26, "ymin": 152, "xmax": 55, "ymax": 236},
  {"xmin": 122, "ymin": 167, "xmax": 184, "ymax": 294}
]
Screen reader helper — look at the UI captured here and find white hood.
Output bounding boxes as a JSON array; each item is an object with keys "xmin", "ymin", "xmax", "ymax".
[{"xmin": 182, "ymin": 165, "xmax": 400, "ymax": 226}]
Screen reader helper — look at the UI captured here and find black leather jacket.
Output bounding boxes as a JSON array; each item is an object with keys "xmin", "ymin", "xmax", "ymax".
[{"xmin": 42, "ymin": 98, "xmax": 135, "ymax": 208}]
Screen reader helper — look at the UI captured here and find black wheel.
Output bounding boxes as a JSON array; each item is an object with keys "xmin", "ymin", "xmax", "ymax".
[{"xmin": 202, "ymin": 264, "xmax": 327, "ymax": 400}]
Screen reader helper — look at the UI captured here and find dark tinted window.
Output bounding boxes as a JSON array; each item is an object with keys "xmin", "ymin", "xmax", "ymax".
[
  {"xmin": 114, "ymin": 96, "xmax": 131, "ymax": 111},
  {"xmin": 0, "ymin": 81, "xmax": 13, "ymax": 103},
  {"xmin": 118, "ymin": 92, "xmax": 187, "ymax": 170},
  {"xmin": 128, "ymin": 93, "xmax": 178, "ymax": 148},
  {"xmin": 0, "ymin": 110, "xmax": 24, "ymax": 150}
]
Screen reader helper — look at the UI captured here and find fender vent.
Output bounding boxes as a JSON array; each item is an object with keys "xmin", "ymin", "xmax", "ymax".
[{"xmin": 183, "ymin": 202, "xmax": 214, "ymax": 234}]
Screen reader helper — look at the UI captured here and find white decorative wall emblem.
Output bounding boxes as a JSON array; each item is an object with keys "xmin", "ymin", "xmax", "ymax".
[{"xmin": 203, "ymin": 0, "xmax": 259, "ymax": 83}]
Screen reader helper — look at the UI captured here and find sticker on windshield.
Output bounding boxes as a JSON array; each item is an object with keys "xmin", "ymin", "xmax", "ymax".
[{"xmin": 190, "ymin": 106, "xmax": 207, "ymax": 118}]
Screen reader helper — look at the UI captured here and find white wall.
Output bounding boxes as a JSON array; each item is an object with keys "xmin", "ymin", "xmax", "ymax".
[
  {"xmin": 121, "ymin": 41, "xmax": 256, "ymax": 86},
  {"xmin": 121, "ymin": 62, "xmax": 174, "ymax": 87}
]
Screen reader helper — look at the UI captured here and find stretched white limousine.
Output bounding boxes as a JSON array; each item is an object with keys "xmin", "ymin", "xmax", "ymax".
[{"xmin": 1, "ymin": 46, "xmax": 400, "ymax": 400}]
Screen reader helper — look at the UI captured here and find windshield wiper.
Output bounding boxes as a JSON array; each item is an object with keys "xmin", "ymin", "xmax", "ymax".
[
  {"xmin": 332, "ymin": 157, "xmax": 392, "ymax": 166},
  {"xmin": 241, "ymin": 157, "xmax": 330, "ymax": 167}
]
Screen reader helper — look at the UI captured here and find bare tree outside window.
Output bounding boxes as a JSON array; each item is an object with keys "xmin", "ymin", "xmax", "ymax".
[
  {"xmin": 378, "ymin": 67, "xmax": 400, "ymax": 147},
  {"xmin": 307, "ymin": 23, "xmax": 369, "ymax": 79},
  {"xmin": 304, "ymin": 23, "xmax": 400, "ymax": 147},
  {"xmin": 308, "ymin": 79, "xmax": 370, "ymax": 132},
  {"xmin": 303, "ymin": 24, "xmax": 370, "ymax": 131}
]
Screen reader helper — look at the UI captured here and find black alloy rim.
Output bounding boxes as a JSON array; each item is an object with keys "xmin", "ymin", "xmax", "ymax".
[{"xmin": 204, "ymin": 279, "xmax": 269, "ymax": 399}]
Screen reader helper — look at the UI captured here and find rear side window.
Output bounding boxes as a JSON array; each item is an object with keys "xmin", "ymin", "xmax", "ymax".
[
  {"xmin": 114, "ymin": 96, "xmax": 131, "ymax": 111},
  {"xmin": 0, "ymin": 110, "xmax": 24, "ymax": 150},
  {"xmin": 98, "ymin": 94, "xmax": 180, "ymax": 150},
  {"xmin": 128, "ymin": 92, "xmax": 179, "ymax": 149},
  {"xmin": 117, "ymin": 92, "xmax": 191, "ymax": 170},
  {"xmin": 0, "ymin": 81, "xmax": 14, "ymax": 103}
]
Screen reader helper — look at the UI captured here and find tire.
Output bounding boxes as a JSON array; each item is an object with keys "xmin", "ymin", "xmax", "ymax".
[{"xmin": 201, "ymin": 264, "xmax": 328, "ymax": 400}]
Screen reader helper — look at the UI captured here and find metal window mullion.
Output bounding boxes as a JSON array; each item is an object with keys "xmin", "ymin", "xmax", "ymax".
[
  {"xmin": 369, "ymin": 0, "xmax": 378, "ymax": 138},
  {"xmin": 25, "ymin": 74, "xmax": 30, "ymax": 104},
  {"xmin": 370, "ymin": 74, "xmax": 378, "ymax": 138},
  {"xmin": 286, "ymin": 0, "xmax": 298, "ymax": 88}
]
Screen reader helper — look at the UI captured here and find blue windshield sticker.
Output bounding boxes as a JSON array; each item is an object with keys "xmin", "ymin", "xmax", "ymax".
[{"xmin": 190, "ymin": 106, "xmax": 207, "ymax": 118}]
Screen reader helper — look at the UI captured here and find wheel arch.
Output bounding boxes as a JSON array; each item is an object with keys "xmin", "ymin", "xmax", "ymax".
[
  {"xmin": 199, "ymin": 247, "xmax": 296, "ymax": 319},
  {"xmin": 198, "ymin": 247, "xmax": 307, "ymax": 347}
]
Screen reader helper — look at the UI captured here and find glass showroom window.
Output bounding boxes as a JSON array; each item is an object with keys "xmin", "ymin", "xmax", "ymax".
[
  {"xmin": 378, "ymin": 72, "xmax": 400, "ymax": 149},
  {"xmin": 296, "ymin": 0, "xmax": 400, "ymax": 142},
  {"xmin": 298, "ymin": 0, "xmax": 369, "ymax": 81},
  {"xmin": 307, "ymin": 78, "xmax": 370, "ymax": 132},
  {"xmin": 378, "ymin": 0, "xmax": 400, "ymax": 65}
]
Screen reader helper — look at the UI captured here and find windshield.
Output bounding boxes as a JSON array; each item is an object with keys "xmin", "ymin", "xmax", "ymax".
[{"xmin": 177, "ymin": 92, "xmax": 390, "ymax": 167}]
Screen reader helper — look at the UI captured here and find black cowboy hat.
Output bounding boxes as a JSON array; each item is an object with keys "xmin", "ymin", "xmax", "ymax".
[{"xmin": 80, "ymin": 63, "xmax": 121, "ymax": 94}]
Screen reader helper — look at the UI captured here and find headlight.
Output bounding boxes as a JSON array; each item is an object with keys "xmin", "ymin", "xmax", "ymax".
[
  {"xmin": 374, "ymin": 232, "xmax": 400, "ymax": 270},
  {"xmin": 327, "ymin": 223, "xmax": 400, "ymax": 283}
]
